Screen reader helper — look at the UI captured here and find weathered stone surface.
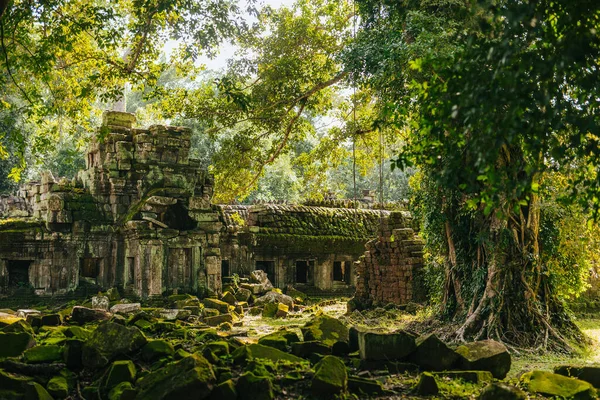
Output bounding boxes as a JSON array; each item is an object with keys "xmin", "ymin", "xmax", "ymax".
[
  {"xmin": 478, "ymin": 383, "xmax": 526, "ymax": 400},
  {"xmin": 108, "ymin": 381, "xmax": 136, "ymax": 400},
  {"xmin": 236, "ymin": 372, "xmax": 273, "ymax": 400},
  {"xmin": 311, "ymin": 356, "xmax": 347, "ymax": 398},
  {"xmin": 221, "ymin": 291, "xmax": 237, "ymax": 305},
  {"xmin": 254, "ymin": 291, "xmax": 294, "ymax": 308},
  {"xmin": 136, "ymin": 354, "xmax": 216, "ymax": 400},
  {"xmin": 92, "ymin": 295, "xmax": 110, "ymax": 311},
  {"xmin": 142, "ymin": 340, "xmax": 175, "ymax": 362},
  {"xmin": 235, "ymin": 288, "xmax": 252, "ymax": 302},
  {"xmin": 47, "ymin": 375, "xmax": 69, "ymax": 398},
  {"xmin": 82, "ymin": 321, "xmax": 147, "ymax": 368},
  {"xmin": 71, "ymin": 306, "xmax": 111, "ymax": 324},
  {"xmin": 1, "ymin": 320, "xmax": 34, "ymax": 336},
  {"xmin": 0, "ymin": 332, "xmax": 35, "ymax": 358},
  {"xmin": 16, "ymin": 309, "xmax": 40, "ymax": 319},
  {"xmin": 302, "ymin": 314, "xmax": 349, "ymax": 346},
  {"xmin": 203, "ymin": 299, "xmax": 231, "ymax": 314},
  {"xmin": 232, "ymin": 344, "xmax": 305, "ymax": 365},
  {"xmin": 249, "ymin": 270, "xmax": 273, "ymax": 292},
  {"xmin": 414, "ymin": 372, "xmax": 438, "ymax": 396},
  {"xmin": 40, "ymin": 314, "xmax": 62, "ymax": 326},
  {"xmin": 521, "ymin": 370, "xmax": 596, "ymax": 399},
  {"xmin": 555, "ymin": 365, "xmax": 600, "ymax": 388},
  {"xmin": 358, "ymin": 330, "xmax": 416, "ymax": 361},
  {"xmin": 291, "ymin": 341, "xmax": 331, "ymax": 358},
  {"xmin": 455, "ymin": 339, "xmax": 511, "ymax": 379},
  {"xmin": 258, "ymin": 329, "xmax": 299, "ymax": 351},
  {"xmin": 23, "ymin": 345, "xmax": 63, "ymax": 363},
  {"xmin": 110, "ymin": 303, "xmax": 141, "ymax": 315},
  {"xmin": 158, "ymin": 309, "xmax": 190, "ymax": 321},
  {"xmin": 409, "ymin": 333, "xmax": 458, "ymax": 371},
  {"xmin": 348, "ymin": 376, "xmax": 384, "ymax": 395},
  {"xmin": 105, "ymin": 360, "xmax": 136, "ymax": 389},
  {"xmin": 204, "ymin": 314, "xmax": 233, "ymax": 327}
]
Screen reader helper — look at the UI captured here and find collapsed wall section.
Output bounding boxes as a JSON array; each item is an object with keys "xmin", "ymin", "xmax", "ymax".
[{"xmin": 353, "ymin": 211, "xmax": 426, "ymax": 306}]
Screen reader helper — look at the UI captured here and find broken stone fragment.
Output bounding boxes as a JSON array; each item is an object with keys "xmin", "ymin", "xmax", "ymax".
[
  {"xmin": 46, "ymin": 375, "xmax": 69, "ymax": 398},
  {"xmin": 291, "ymin": 341, "xmax": 331, "ymax": 359},
  {"xmin": 520, "ymin": 370, "xmax": 596, "ymax": 399},
  {"xmin": 254, "ymin": 291, "xmax": 294, "ymax": 308},
  {"xmin": 142, "ymin": 340, "xmax": 175, "ymax": 362},
  {"xmin": 258, "ymin": 329, "xmax": 300, "ymax": 351},
  {"xmin": 16, "ymin": 309, "xmax": 41, "ymax": 320},
  {"xmin": 71, "ymin": 306, "xmax": 111, "ymax": 325},
  {"xmin": 23, "ymin": 345, "xmax": 63, "ymax": 364},
  {"xmin": 158, "ymin": 309, "xmax": 190, "ymax": 321},
  {"xmin": 232, "ymin": 344, "xmax": 305, "ymax": 365},
  {"xmin": 275, "ymin": 303, "xmax": 288, "ymax": 318},
  {"xmin": 408, "ymin": 333, "xmax": 459, "ymax": 371},
  {"xmin": 455, "ymin": 339, "xmax": 511, "ymax": 379},
  {"xmin": 82, "ymin": 321, "xmax": 147, "ymax": 369},
  {"xmin": 249, "ymin": 270, "xmax": 273, "ymax": 292},
  {"xmin": 204, "ymin": 314, "xmax": 233, "ymax": 327},
  {"xmin": 110, "ymin": 303, "xmax": 141, "ymax": 315},
  {"xmin": 302, "ymin": 314, "xmax": 349, "ymax": 347},
  {"xmin": 311, "ymin": 355, "xmax": 348, "ymax": 398},
  {"xmin": 203, "ymin": 298, "xmax": 231, "ymax": 314},
  {"xmin": 221, "ymin": 291, "xmax": 237, "ymax": 305},
  {"xmin": 236, "ymin": 371, "xmax": 274, "ymax": 400},
  {"xmin": 348, "ymin": 376, "xmax": 385, "ymax": 396},
  {"xmin": 358, "ymin": 330, "xmax": 416, "ymax": 361},
  {"xmin": 235, "ymin": 288, "xmax": 252, "ymax": 302},
  {"xmin": 0, "ymin": 331, "xmax": 36, "ymax": 358},
  {"xmin": 413, "ymin": 372, "xmax": 439, "ymax": 396},
  {"xmin": 92, "ymin": 295, "xmax": 110, "ymax": 311},
  {"xmin": 136, "ymin": 354, "xmax": 216, "ymax": 400}
]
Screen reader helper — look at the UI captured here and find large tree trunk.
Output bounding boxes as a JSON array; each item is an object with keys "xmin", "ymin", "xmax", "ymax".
[{"xmin": 441, "ymin": 151, "xmax": 583, "ymax": 351}]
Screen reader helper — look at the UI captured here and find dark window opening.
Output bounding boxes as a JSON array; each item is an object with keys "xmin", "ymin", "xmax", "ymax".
[
  {"xmin": 296, "ymin": 261, "xmax": 308, "ymax": 283},
  {"xmin": 81, "ymin": 258, "xmax": 101, "ymax": 279},
  {"xmin": 221, "ymin": 260, "xmax": 230, "ymax": 278},
  {"xmin": 162, "ymin": 202, "xmax": 197, "ymax": 231},
  {"xmin": 296, "ymin": 260, "xmax": 315, "ymax": 284},
  {"xmin": 333, "ymin": 261, "xmax": 350, "ymax": 284},
  {"xmin": 127, "ymin": 257, "xmax": 135, "ymax": 285},
  {"xmin": 255, "ymin": 260, "xmax": 275, "ymax": 284},
  {"xmin": 8, "ymin": 260, "xmax": 32, "ymax": 287}
]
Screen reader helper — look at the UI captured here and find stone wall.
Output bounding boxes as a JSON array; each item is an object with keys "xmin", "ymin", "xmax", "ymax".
[{"xmin": 353, "ymin": 211, "xmax": 426, "ymax": 305}]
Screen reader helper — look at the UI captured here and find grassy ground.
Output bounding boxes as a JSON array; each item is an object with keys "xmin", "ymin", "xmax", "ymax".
[{"xmin": 510, "ymin": 318, "xmax": 600, "ymax": 379}]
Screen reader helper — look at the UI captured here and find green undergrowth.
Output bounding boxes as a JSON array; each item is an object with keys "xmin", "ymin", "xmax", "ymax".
[{"xmin": 510, "ymin": 318, "xmax": 600, "ymax": 378}]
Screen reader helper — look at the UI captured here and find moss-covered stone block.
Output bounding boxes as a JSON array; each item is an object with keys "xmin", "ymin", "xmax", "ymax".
[
  {"xmin": 23, "ymin": 345, "xmax": 63, "ymax": 364},
  {"xmin": 47, "ymin": 375, "xmax": 69, "ymax": 398},
  {"xmin": 206, "ymin": 341, "xmax": 229, "ymax": 357},
  {"xmin": 105, "ymin": 360, "xmax": 136, "ymax": 389},
  {"xmin": 0, "ymin": 332, "xmax": 35, "ymax": 358},
  {"xmin": 479, "ymin": 383, "xmax": 526, "ymax": 400},
  {"xmin": 64, "ymin": 326, "xmax": 91, "ymax": 340},
  {"xmin": 209, "ymin": 379, "xmax": 236, "ymax": 400},
  {"xmin": 455, "ymin": 339, "xmax": 511, "ymax": 379},
  {"xmin": 25, "ymin": 382, "xmax": 54, "ymax": 400},
  {"xmin": 82, "ymin": 321, "xmax": 146, "ymax": 369},
  {"xmin": 258, "ymin": 329, "xmax": 300, "ymax": 351},
  {"xmin": 63, "ymin": 339, "xmax": 84, "ymax": 369},
  {"xmin": 236, "ymin": 372, "xmax": 273, "ymax": 400},
  {"xmin": 301, "ymin": 314, "xmax": 349, "ymax": 346},
  {"xmin": 141, "ymin": 340, "xmax": 175, "ymax": 362},
  {"xmin": 409, "ymin": 333, "xmax": 458, "ymax": 371},
  {"xmin": 261, "ymin": 303, "xmax": 277, "ymax": 318},
  {"xmin": 311, "ymin": 355, "xmax": 347, "ymax": 398},
  {"xmin": 1, "ymin": 320, "xmax": 34, "ymax": 336},
  {"xmin": 232, "ymin": 344, "xmax": 305, "ymax": 365},
  {"xmin": 203, "ymin": 299, "xmax": 231, "ymax": 314},
  {"xmin": 135, "ymin": 354, "xmax": 216, "ymax": 400},
  {"xmin": 348, "ymin": 376, "xmax": 384, "ymax": 395},
  {"xmin": 358, "ymin": 330, "xmax": 415, "ymax": 361},
  {"xmin": 108, "ymin": 381, "xmax": 136, "ymax": 400},
  {"xmin": 521, "ymin": 370, "xmax": 596, "ymax": 399}
]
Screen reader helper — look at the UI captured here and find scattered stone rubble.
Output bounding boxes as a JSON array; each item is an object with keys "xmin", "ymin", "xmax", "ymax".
[{"xmin": 1, "ymin": 275, "xmax": 595, "ymax": 400}]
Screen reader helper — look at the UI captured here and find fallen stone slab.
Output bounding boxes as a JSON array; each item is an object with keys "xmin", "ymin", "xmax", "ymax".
[
  {"xmin": 348, "ymin": 376, "xmax": 385, "ymax": 395},
  {"xmin": 82, "ymin": 321, "xmax": 147, "ymax": 369},
  {"xmin": 414, "ymin": 372, "xmax": 439, "ymax": 396},
  {"xmin": 455, "ymin": 339, "xmax": 511, "ymax": 379},
  {"xmin": 409, "ymin": 333, "xmax": 459, "ymax": 371},
  {"xmin": 203, "ymin": 298, "xmax": 231, "ymax": 314},
  {"xmin": 255, "ymin": 291, "xmax": 294, "ymax": 308},
  {"xmin": 358, "ymin": 330, "xmax": 416, "ymax": 361},
  {"xmin": 110, "ymin": 303, "xmax": 141, "ymax": 315},
  {"xmin": 232, "ymin": 344, "xmax": 305, "ymax": 365},
  {"xmin": 291, "ymin": 341, "xmax": 331, "ymax": 358},
  {"xmin": 71, "ymin": 306, "xmax": 111, "ymax": 324},
  {"xmin": 16, "ymin": 310, "xmax": 40, "ymax": 319},
  {"xmin": 312, "ymin": 355, "xmax": 348, "ymax": 398},
  {"xmin": 520, "ymin": 370, "xmax": 596, "ymax": 399},
  {"xmin": 91, "ymin": 295, "xmax": 110, "ymax": 311},
  {"xmin": 302, "ymin": 314, "xmax": 349, "ymax": 347},
  {"xmin": 204, "ymin": 314, "xmax": 233, "ymax": 327}
]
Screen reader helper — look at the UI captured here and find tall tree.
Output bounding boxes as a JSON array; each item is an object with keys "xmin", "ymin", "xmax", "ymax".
[
  {"xmin": 0, "ymin": 0, "xmax": 249, "ymax": 179},
  {"xmin": 352, "ymin": 0, "xmax": 599, "ymax": 350}
]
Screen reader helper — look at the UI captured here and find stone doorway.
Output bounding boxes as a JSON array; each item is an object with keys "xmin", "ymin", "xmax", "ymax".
[
  {"xmin": 255, "ymin": 260, "xmax": 275, "ymax": 285},
  {"xmin": 7, "ymin": 260, "xmax": 32, "ymax": 288},
  {"xmin": 295, "ymin": 260, "xmax": 314, "ymax": 285}
]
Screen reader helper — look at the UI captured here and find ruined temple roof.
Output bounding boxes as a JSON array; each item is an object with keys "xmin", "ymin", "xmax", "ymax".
[{"xmin": 216, "ymin": 204, "xmax": 411, "ymax": 238}]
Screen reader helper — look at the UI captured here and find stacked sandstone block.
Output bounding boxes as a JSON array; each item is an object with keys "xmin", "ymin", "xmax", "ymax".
[{"xmin": 354, "ymin": 212, "xmax": 425, "ymax": 305}]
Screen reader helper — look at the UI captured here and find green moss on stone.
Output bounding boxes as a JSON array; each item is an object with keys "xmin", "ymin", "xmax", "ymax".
[
  {"xmin": 105, "ymin": 360, "xmax": 136, "ymax": 389},
  {"xmin": 141, "ymin": 340, "xmax": 175, "ymax": 362},
  {"xmin": 24, "ymin": 345, "xmax": 63, "ymax": 363},
  {"xmin": 236, "ymin": 372, "xmax": 274, "ymax": 400},
  {"xmin": 47, "ymin": 375, "xmax": 69, "ymax": 398},
  {"xmin": 311, "ymin": 355, "xmax": 348, "ymax": 398}
]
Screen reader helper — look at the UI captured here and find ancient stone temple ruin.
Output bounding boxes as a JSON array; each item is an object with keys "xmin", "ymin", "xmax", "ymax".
[{"xmin": 0, "ymin": 111, "xmax": 425, "ymax": 302}]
